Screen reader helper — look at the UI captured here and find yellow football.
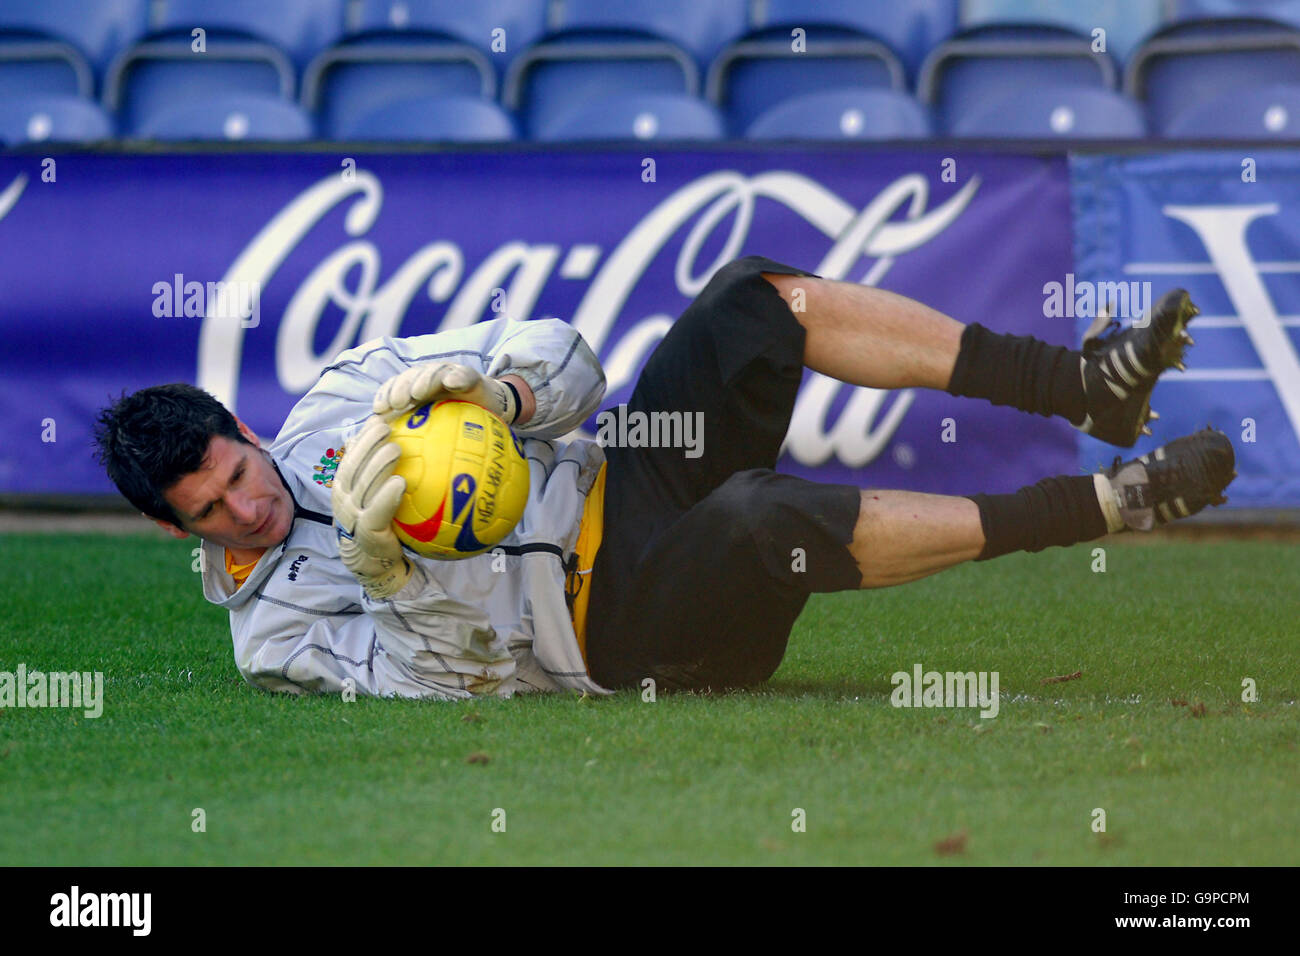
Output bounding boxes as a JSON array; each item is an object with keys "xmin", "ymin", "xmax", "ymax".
[{"xmin": 388, "ymin": 399, "xmax": 529, "ymax": 559}]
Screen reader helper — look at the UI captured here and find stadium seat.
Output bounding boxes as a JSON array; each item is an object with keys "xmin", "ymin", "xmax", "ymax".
[
  {"xmin": 334, "ymin": 93, "xmax": 517, "ymax": 142},
  {"xmin": 303, "ymin": 42, "xmax": 496, "ymax": 139},
  {"xmin": 152, "ymin": 0, "xmax": 347, "ymax": 69},
  {"xmin": 918, "ymin": 24, "xmax": 1119, "ymax": 133},
  {"xmin": 128, "ymin": 92, "xmax": 315, "ymax": 142},
  {"xmin": 0, "ymin": 0, "xmax": 148, "ymax": 75},
  {"xmin": 545, "ymin": 0, "xmax": 749, "ymax": 68},
  {"xmin": 345, "ymin": 0, "xmax": 548, "ymax": 70},
  {"xmin": 961, "ymin": 0, "xmax": 1165, "ymax": 64},
  {"xmin": 1170, "ymin": 0, "xmax": 1300, "ymax": 31},
  {"xmin": 105, "ymin": 47, "xmax": 294, "ymax": 135},
  {"xmin": 533, "ymin": 92, "xmax": 724, "ymax": 142},
  {"xmin": 1160, "ymin": 83, "xmax": 1300, "ymax": 138},
  {"xmin": 501, "ymin": 0, "xmax": 753, "ymax": 137},
  {"xmin": 105, "ymin": 1, "xmax": 348, "ymax": 133},
  {"xmin": 948, "ymin": 85, "xmax": 1146, "ymax": 138},
  {"xmin": 0, "ymin": 93, "xmax": 114, "ymax": 144},
  {"xmin": 0, "ymin": 43, "xmax": 90, "ymax": 101},
  {"xmin": 707, "ymin": 31, "xmax": 907, "ymax": 137},
  {"xmin": 1125, "ymin": 17, "xmax": 1300, "ymax": 132},
  {"xmin": 749, "ymin": 0, "xmax": 959, "ymax": 78},
  {"xmin": 746, "ymin": 88, "xmax": 931, "ymax": 140},
  {"xmin": 504, "ymin": 40, "xmax": 700, "ymax": 139},
  {"xmin": 0, "ymin": 0, "xmax": 149, "ymax": 101}
]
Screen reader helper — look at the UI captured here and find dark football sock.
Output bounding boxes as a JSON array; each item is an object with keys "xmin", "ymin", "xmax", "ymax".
[
  {"xmin": 966, "ymin": 475, "xmax": 1108, "ymax": 561},
  {"xmin": 946, "ymin": 323, "xmax": 1087, "ymax": 425}
]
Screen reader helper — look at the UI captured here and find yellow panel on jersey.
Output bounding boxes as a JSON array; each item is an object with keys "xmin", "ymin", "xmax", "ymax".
[
  {"xmin": 225, "ymin": 548, "xmax": 260, "ymax": 590},
  {"xmin": 566, "ymin": 461, "xmax": 606, "ymax": 668}
]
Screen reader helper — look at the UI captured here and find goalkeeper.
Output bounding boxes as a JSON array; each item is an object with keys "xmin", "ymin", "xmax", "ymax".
[{"xmin": 94, "ymin": 256, "xmax": 1235, "ymax": 697}]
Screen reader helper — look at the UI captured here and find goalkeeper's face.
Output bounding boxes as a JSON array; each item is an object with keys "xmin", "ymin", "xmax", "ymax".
[{"xmin": 155, "ymin": 420, "xmax": 294, "ymax": 553}]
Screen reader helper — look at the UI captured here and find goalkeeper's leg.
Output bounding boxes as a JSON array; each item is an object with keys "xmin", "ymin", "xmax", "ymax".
[
  {"xmin": 586, "ymin": 429, "xmax": 1234, "ymax": 692},
  {"xmin": 763, "ymin": 271, "xmax": 1199, "ymax": 449},
  {"xmin": 850, "ymin": 423, "xmax": 1234, "ymax": 586}
]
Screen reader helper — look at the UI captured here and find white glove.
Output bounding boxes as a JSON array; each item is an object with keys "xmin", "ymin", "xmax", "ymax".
[
  {"xmin": 332, "ymin": 417, "xmax": 413, "ymax": 599},
  {"xmin": 372, "ymin": 362, "xmax": 518, "ymax": 424}
]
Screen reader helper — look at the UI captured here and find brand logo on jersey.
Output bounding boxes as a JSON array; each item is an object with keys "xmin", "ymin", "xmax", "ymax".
[
  {"xmin": 312, "ymin": 445, "xmax": 343, "ymax": 487},
  {"xmin": 287, "ymin": 553, "xmax": 310, "ymax": 581}
]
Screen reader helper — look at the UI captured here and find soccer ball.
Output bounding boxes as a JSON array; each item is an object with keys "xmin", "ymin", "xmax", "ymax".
[{"xmin": 387, "ymin": 400, "xmax": 530, "ymax": 559}]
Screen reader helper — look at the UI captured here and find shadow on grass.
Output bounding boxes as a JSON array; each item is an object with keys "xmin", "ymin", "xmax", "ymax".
[
  {"xmin": 763, "ymin": 678, "xmax": 893, "ymax": 700},
  {"xmin": 590, "ymin": 676, "xmax": 891, "ymax": 701}
]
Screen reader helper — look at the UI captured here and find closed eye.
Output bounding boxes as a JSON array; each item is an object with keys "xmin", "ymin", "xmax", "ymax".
[{"xmin": 194, "ymin": 459, "xmax": 247, "ymax": 521}]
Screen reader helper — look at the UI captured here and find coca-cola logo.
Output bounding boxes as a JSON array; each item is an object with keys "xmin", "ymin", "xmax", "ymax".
[{"xmin": 197, "ymin": 167, "xmax": 980, "ymax": 468}]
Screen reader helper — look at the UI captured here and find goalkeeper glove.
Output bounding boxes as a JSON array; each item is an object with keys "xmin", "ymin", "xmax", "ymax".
[
  {"xmin": 332, "ymin": 416, "xmax": 413, "ymax": 599},
  {"xmin": 372, "ymin": 362, "xmax": 519, "ymax": 424}
]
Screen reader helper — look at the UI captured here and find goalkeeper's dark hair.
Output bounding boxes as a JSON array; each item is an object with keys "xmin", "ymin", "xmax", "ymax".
[{"xmin": 93, "ymin": 383, "xmax": 252, "ymax": 526}]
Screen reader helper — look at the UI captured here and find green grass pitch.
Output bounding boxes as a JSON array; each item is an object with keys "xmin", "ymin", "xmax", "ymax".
[{"xmin": 1, "ymin": 531, "xmax": 1295, "ymax": 865}]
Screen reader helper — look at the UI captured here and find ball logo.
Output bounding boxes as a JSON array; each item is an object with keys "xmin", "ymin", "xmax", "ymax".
[
  {"xmin": 450, "ymin": 471, "xmax": 491, "ymax": 552},
  {"xmin": 451, "ymin": 473, "xmax": 476, "ymax": 518},
  {"xmin": 393, "ymin": 499, "xmax": 445, "ymax": 542},
  {"xmin": 406, "ymin": 403, "xmax": 431, "ymax": 429}
]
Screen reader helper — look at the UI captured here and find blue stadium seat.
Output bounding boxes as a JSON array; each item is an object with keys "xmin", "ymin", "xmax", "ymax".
[
  {"xmin": 105, "ymin": 1, "xmax": 347, "ymax": 132},
  {"xmin": 303, "ymin": 41, "xmax": 496, "ymax": 139},
  {"xmin": 750, "ymin": 0, "xmax": 959, "ymax": 78},
  {"xmin": 948, "ymin": 85, "xmax": 1146, "ymax": 138},
  {"xmin": 503, "ymin": 0, "xmax": 750, "ymax": 137},
  {"xmin": 346, "ymin": 0, "xmax": 548, "ymax": 69},
  {"xmin": 1170, "ymin": 0, "xmax": 1300, "ymax": 30},
  {"xmin": 961, "ymin": 0, "xmax": 1165, "ymax": 63},
  {"xmin": 154, "ymin": 0, "xmax": 347, "ymax": 69},
  {"xmin": 0, "ymin": 0, "xmax": 148, "ymax": 73},
  {"xmin": 0, "ymin": 0, "xmax": 149, "ymax": 100},
  {"xmin": 334, "ymin": 93, "xmax": 517, "ymax": 141},
  {"xmin": 534, "ymin": 92, "xmax": 724, "ymax": 142},
  {"xmin": 746, "ymin": 88, "xmax": 931, "ymax": 140},
  {"xmin": 547, "ymin": 0, "xmax": 749, "ymax": 67},
  {"xmin": 0, "ymin": 93, "xmax": 114, "ymax": 144},
  {"xmin": 1160, "ymin": 83, "xmax": 1300, "ymax": 138},
  {"xmin": 0, "ymin": 43, "xmax": 90, "ymax": 100},
  {"xmin": 129, "ymin": 92, "xmax": 314, "ymax": 141},
  {"xmin": 1125, "ymin": 17, "xmax": 1300, "ymax": 132},
  {"xmin": 706, "ymin": 32, "xmax": 906, "ymax": 137},
  {"xmin": 105, "ymin": 46, "xmax": 294, "ymax": 134},
  {"xmin": 918, "ymin": 24, "xmax": 1119, "ymax": 133},
  {"xmin": 504, "ymin": 40, "xmax": 700, "ymax": 139}
]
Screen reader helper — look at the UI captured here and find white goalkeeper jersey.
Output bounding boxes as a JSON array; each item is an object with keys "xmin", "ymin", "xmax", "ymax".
[{"xmin": 197, "ymin": 317, "xmax": 613, "ymax": 700}]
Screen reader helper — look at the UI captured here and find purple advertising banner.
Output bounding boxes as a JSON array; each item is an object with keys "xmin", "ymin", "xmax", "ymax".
[
  {"xmin": 1073, "ymin": 151, "xmax": 1300, "ymax": 509},
  {"xmin": 0, "ymin": 149, "xmax": 1075, "ymax": 497}
]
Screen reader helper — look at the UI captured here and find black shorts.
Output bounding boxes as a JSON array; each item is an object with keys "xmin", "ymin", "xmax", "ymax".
[{"xmin": 584, "ymin": 256, "xmax": 864, "ymax": 692}]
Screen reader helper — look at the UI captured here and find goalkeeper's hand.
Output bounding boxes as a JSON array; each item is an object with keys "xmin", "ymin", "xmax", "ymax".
[
  {"xmin": 372, "ymin": 362, "xmax": 519, "ymax": 424},
  {"xmin": 332, "ymin": 417, "xmax": 413, "ymax": 600}
]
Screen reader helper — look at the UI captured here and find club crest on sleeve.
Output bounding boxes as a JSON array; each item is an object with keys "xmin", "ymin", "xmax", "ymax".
[{"xmin": 312, "ymin": 444, "xmax": 344, "ymax": 487}]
